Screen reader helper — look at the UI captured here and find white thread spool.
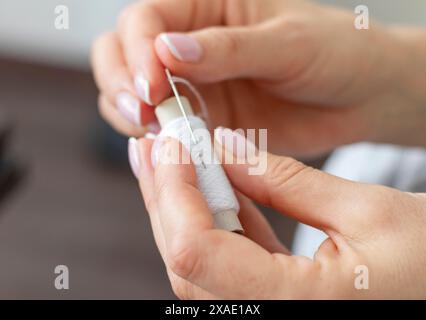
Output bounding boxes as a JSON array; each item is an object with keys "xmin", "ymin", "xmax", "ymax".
[{"xmin": 155, "ymin": 96, "xmax": 244, "ymax": 233}]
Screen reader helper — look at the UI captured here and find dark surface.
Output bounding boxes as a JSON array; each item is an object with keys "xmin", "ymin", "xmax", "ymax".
[{"xmin": 0, "ymin": 58, "xmax": 297, "ymax": 299}]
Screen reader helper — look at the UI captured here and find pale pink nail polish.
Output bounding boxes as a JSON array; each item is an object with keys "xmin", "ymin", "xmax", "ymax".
[
  {"xmin": 160, "ymin": 33, "xmax": 203, "ymax": 62},
  {"xmin": 214, "ymin": 127, "xmax": 257, "ymax": 160},
  {"xmin": 116, "ymin": 92, "xmax": 141, "ymax": 126},
  {"xmin": 128, "ymin": 137, "xmax": 141, "ymax": 178},
  {"xmin": 144, "ymin": 132, "xmax": 157, "ymax": 140},
  {"xmin": 146, "ymin": 121, "xmax": 161, "ymax": 134},
  {"xmin": 134, "ymin": 74, "xmax": 153, "ymax": 106}
]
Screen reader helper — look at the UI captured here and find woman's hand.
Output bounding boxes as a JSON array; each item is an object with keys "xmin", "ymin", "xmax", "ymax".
[
  {"xmin": 92, "ymin": 0, "xmax": 426, "ymax": 157},
  {"xmin": 128, "ymin": 133, "xmax": 426, "ymax": 299}
]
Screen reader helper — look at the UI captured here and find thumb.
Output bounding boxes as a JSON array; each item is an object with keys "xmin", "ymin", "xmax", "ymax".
[
  {"xmin": 214, "ymin": 127, "xmax": 380, "ymax": 234},
  {"xmin": 154, "ymin": 23, "xmax": 305, "ymax": 83}
]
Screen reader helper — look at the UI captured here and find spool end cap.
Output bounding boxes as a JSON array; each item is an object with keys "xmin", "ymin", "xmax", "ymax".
[{"xmin": 214, "ymin": 210, "xmax": 244, "ymax": 234}]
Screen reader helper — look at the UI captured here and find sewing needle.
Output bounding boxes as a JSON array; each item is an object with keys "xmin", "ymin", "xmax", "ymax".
[{"xmin": 165, "ymin": 68, "xmax": 198, "ymax": 144}]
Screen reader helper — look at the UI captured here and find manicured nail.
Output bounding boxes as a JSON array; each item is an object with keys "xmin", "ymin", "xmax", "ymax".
[
  {"xmin": 128, "ymin": 137, "xmax": 141, "ymax": 178},
  {"xmin": 144, "ymin": 132, "xmax": 157, "ymax": 140},
  {"xmin": 116, "ymin": 92, "xmax": 141, "ymax": 126},
  {"xmin": 134, "ymin": 74, "xmax": 153, "ymax": 106},
  {"xmin": 146, "ymin": 121, "xmax": 161, "ymax": 134},
  {"xmin": 159, "ymin": 33, "xmax": 203, "ymax": 62},
  {"xmin": 214, "ymin": 127, "xmax": 257, "ymax": 160}
]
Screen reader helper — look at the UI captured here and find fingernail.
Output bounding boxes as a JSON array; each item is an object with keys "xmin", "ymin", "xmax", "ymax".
[
  {"xmin": 144, "ymin": 132, "xmax": 157, "ymax": 140},
  {"xmin": 134, "ymin": 74, "xmax": 153, "ymax": 105},
  {"xmin": 214, "ymin": 127, "xmax": 257, "ymax": 159},
  {"xmin": 128, "ymin": 137, "xmax": 141, "ymax": 178},
  {"xmin": 151, "ymin": 137, "xmax": 166, "ymax": 168},
  {"xmin": 146, "ymin": 121, "xmax": 161, "ymax": 134},
  {"xmin": 116, "ymin": 92, "xmax": 141, "ymax": 126},
  {"xmin": 159, "ymin": 33, "xmax": 203, "ymax": 62}
]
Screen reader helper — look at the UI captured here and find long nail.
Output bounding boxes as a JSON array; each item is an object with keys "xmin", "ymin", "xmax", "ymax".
[
  {"xmin": 116, "ymin": 92, "xmax": 141, "ymax": 126},
  {"xmin": 134, "ymin": 74, "xmax": 152, "ymax": 106},
  {"xmin": 214, "ymin": 127, "xmax": 257, "ymax": 160},
  {"xmin": 159, "ymin": 33, "xmax": 203, "ymax": 62},
  {"xmin": 146, "ymin": 121, "xmax": 161, "ymax": 134},
  {"xmin": 128, "ymin": 137, "xmax": 141, "ymax": 178},
  {"xmin": 144, "ymin": 132, "xmax": 157, "ymax": 140}
]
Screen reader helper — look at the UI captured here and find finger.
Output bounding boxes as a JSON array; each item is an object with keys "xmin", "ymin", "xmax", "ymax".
[
  {"xmin": 117, "ymin": 0, "xmax": 223, "ymax": 105},
  {"xmin": 98, "ymin": 95, "xmax": 151, "ymax": 138},
  {"xmin": 91, "ymin": 32, "xmax": 135, "ymax": 104},
  {"xmin": 155, "ymin": 20, "xmax": 317, "ymax": 84},
  {"xmin": 130, "ymin": 138, "xmax": 163, "ymax": 254},
  {"xmin": 152, "ymin": 138, "xmax": 319, "ymax": 299},
  {"xmin": 214, "ymin": 127, "xmax": 379, "ymax": 234},
  {"xmin": 131, "ymin": 137, "xmax": 217, "ymax": 300},
  {"xmin": 236, "ymin": 192, "xmax": 289, "ymax": 254},
  {"xmin": 98, "ymin": 95, "xmax": 159, "ymax": 137},
  {"xmin": 91, "ymin": 32, "xmax": 156, "ymax": 127}
]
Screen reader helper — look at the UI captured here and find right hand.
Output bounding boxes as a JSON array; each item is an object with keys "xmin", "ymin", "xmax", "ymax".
[
  {"xmin": 128, "ymin": 133, "xmax": 426, "ymax": 299},
  {"xmin": 92, "ymin": 0, "xmax": 421, "ymax": 157}
]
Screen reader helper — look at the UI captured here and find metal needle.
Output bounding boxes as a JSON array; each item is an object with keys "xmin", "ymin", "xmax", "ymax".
[{"xmin": 165, "ymin": 68, "xmax": 198, "ymax": 144}]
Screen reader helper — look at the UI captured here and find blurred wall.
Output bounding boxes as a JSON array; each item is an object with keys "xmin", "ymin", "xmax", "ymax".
[
  {"xmin": 0, "ymin": 0, "xmax": 425, "ymax": 70},
  {"xmin": 0, "ymin": 0, "xmax": 133, "ymax": 69}
]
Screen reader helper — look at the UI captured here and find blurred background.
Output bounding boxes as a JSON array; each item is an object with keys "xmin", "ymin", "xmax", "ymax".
[{"xmin": 0, "ymin": 0, "xmax": 425, "ymax": 299}]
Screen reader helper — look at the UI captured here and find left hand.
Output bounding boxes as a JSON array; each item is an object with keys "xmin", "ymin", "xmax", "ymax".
[
  {"xmin": 128, "ymin": 134, "xmax": 426, "ymax": 299},
  {"xmin": 93, "ymin": 0, "xmax": 426, "ymax": 157}
]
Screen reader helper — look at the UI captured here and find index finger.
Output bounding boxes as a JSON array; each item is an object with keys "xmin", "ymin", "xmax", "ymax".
[{"xmin": 117, "ymin": 0, "xmax": 223, "ymax": 105}]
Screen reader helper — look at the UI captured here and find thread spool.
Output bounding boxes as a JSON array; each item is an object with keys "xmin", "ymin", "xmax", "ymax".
[{"xmin": 155, "ymin": 96, "xmax": 244, "ymax": 233}]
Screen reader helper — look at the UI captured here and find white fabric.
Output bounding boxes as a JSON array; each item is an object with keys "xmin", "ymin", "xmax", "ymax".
[{"xmin": 292, "ymin": 143, "xmax": 426, "ymax": 258}]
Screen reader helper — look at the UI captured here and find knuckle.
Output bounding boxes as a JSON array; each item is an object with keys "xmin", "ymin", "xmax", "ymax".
[
  {"xmin": 91, "ymin": 32, "xmax": 117, "ymax": 71},
  {"xmin": 265, "ymin": 155, "xmax": 309, "ymax": 192},
  {"xmin": 209, "ymin": 28, "xmax": 242, "ymax": 54},
  {"xmin": 118, "ymin": 2, "xmax": 154, "ymax": 33},
  {"xmin": 92, "ymin": 32, "xmax": 116, "ymax": 52},
  {"xmin": 279, "ymin": 16, "xmax": 314, "ymax": 44},
  {"xmin": 124, "ymin": 6, "xmax": 140, "ymax": 25},
  {"xmin": 168, "ymin": 236, "xmax": 200, "ymax": 280},
  {"xmin": 117, "ymin": 4, "xmax": 136, "ymax": 28},
  {"xmin": 224, "ymin": 32, "xmax": 242, "ymax": 53},
  {"xmin": 272, "ymin": 16, "xmax": 318, "ymax": 80}
]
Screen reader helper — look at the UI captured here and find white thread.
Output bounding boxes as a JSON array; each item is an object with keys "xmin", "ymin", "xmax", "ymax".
[
  {"xmin": 170, "ymin": 76, "xmax": 210, "ymax": 126},
  {"xmin": 158, "ymin": 116, "xmax": 240, "ymax": 217}
]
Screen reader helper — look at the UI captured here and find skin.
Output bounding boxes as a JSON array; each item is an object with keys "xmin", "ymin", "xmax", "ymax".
[
  {"xmin": 91, "ymin": 0, "xmax": 426, "ymax": 298},
  {"xmin": 132, "ymin": 136, "xmax": 426, "ymax": 299},
  {"xmin": 92, "ymin": 0, "xmax": 426, "ymax": 156}
]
